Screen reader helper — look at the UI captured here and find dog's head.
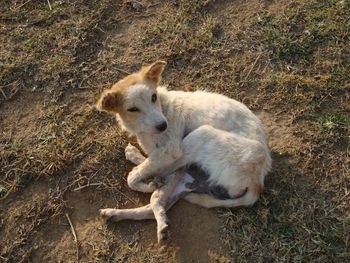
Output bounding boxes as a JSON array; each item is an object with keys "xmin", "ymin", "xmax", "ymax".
[{"xmin": 96, "ymin": 61, "xmax": 168, "ymax": 135}]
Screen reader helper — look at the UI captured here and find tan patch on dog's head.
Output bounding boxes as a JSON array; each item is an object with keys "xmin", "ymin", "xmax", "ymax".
[
  {"xmin": 96, "ymin": 61, "xmax": 166, "ymax": 113},
  {"xmin": 140, "ymin": 60, "xmax": 167, "ymax": 87},
  {"xmin": 95, "ymin": 89, "xmax": 122, "ymax": 113}
]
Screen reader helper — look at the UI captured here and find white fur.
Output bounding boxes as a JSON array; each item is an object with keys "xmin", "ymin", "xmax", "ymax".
[
  {"xmin": 117, "ymin": 84, "xmax": 167, "ymax": 135},
  {"xmin": 98, "ymin": 62, "xmax": 271, "ymax": 243},
  {"xmin": 122, "ymin": 86, "xmax": 271, "ymax": 198}
]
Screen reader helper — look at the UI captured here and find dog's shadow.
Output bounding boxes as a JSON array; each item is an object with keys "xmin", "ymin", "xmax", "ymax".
[
  {"xmin": 211, "ymin": 150, "xmax": 350, "ymax": 261},
  {"xmin": 105, "ymin": 150, "xmax": 349, "ymax": 262}
]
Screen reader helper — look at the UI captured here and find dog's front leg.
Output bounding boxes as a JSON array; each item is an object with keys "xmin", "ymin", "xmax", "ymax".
[
  {"xmin": 127, "ymin": 159, "xmax": 157, "ymax": 193},
  {"xmin": 102, "ymin": 171, "xmax": 185, "ymax": 243},
  {"xmin": 125, "ymin": 143, "xmax": 146, "ymax": 165},
  {"xmin": 127, "ymin": 146, "xmax": 183, "ymax": 193}
]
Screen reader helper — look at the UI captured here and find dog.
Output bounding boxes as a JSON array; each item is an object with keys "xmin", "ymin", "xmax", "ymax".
[{"xmin": 96, "ymin": 61, "xmax": 271, "ymax": 242}]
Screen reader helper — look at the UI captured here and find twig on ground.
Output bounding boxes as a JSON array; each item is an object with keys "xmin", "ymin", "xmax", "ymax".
[
  {"xmin": 79, "ymin": 66, "xmax": 104, "ymax": 89},
  {"xmin": 114, "ymin": 188, "xmax": 138, "ymax": 205},
  {"xmin": 65, "ymin": 213, "xmax": 78, "ymax": 242},
  {"xmin": 64, "ymin": 176, "xmax": 87, "ymax": 191},
  {"xmin": 0, "ymin": 87, "xmax": 7, "ymax": 100},
  {"xmin": 47, "ymin": 0, "xmax": 52, "ymax": 10},
  {"xmin": 0, "ymin": 180, "xmax": 17, "ymax": 200},
  {"xmin": 0, "ymin": 82, "xmax": 20, "ymax": 100},
  {"xmin": 244, "ymin": 51, "xmax": 262, "ymax": 82},
  {"xmin": 12, "ymin": 0, "xmax": 33, "ymax": 10},
  {"xmin": 65, "ymin": 213, "xmax": 79, "ymax": 262},
  {"xmin": 73, "ymin": 182, "xmax": 104, "ymax": 191},
  {"xmin": 105, "ymin": 178, "xmax": 138, "ymax": 205},
  {"xmin": 111, "ymin": 65, "xmax": 131, "ymax": 75}
]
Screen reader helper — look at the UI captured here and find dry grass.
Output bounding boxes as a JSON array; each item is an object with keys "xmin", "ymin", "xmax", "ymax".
[{"xmin": 0, "ymin": 0, "xmax": 349, "ymax": 262}]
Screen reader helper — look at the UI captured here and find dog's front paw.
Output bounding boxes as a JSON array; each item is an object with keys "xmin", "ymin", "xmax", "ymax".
[
  {"xmin": 100, "ymin": 208, "xmax": 119, "ymax": 222},
  {"xmin": 127, "ymin": 168, "xmax": 157, "ymax": 193},
  {"xmin": 125, "ymin": 144, "xmax": 145, "ymax": 165}
]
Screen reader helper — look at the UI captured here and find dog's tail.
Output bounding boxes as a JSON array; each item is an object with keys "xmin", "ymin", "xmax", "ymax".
[{"xmin": 183, "ymin": 188, "xmax": 254, "ymax": 208}]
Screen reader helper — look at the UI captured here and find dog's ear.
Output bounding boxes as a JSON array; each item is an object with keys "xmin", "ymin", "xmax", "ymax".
[
  {"xmin": 96, "ymin": 90, "xmax": 121, "ymax": 113},
  {"xmin": 141, "ymin": 61, "xmax": 167, "ymax": 85}
]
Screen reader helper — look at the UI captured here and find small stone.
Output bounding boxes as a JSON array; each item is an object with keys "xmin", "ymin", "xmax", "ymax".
[{"xmin": 131, "ymin": 1, "xmax": 144, "ymax": 12}]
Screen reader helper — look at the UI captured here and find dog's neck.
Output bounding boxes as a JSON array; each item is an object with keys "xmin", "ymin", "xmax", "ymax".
[{"xmin": 136, "ymin": 132, "xmax": 159, "ymax": 154}]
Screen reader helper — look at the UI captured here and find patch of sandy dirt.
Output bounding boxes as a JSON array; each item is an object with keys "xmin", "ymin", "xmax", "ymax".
[{"xmin": 0, "ymin": 91, "xmax": 47, "ymax": 145}]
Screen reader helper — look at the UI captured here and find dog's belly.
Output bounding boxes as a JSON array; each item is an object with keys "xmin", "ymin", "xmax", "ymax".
[
  {"xmin": 185, "ymin": 164, "xmax": 233, "ymax": 200},
  {"xmin": 169, "ymin": 164, "xmax": 244, "ymax": 203}
]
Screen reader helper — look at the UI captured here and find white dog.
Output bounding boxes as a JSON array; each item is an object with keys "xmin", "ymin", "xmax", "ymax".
[{"xmin": 96, "ymin": 61, "xmax": 271, "ymax": 242}]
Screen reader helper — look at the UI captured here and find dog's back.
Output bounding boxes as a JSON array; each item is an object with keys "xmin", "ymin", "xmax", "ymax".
[{"xmin": 158, "ymin": 86, "xmax": 270, "ymax": 157}]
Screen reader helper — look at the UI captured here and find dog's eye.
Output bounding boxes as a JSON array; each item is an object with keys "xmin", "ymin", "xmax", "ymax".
[
  {"xmin": 127, "ymin": 107, "xmax": 139, "ymax": 112},
  {"xmin": 151, "ymin": 94, "xmax": 157, "ymax": 103}
]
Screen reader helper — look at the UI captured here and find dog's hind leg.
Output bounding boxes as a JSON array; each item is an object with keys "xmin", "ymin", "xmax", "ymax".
[
  {"xmin": 101, "ymin": 170, "xmax": 190, "ymax": 243},
  {"xmin": 150, "ymin": 191, "xmax": 169, "ymax": 243},
  {"xmin": 100, "ymin": 205, "xmax": 154, "ymax": 221},
  {"xmin": 150, "ymin": 170, "xmax": 187, "ymax": 243}
]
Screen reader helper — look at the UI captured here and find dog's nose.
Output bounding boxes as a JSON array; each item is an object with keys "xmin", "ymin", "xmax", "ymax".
[{"xmin": 156, "ymin": 121, "xmax": 167, "ymax": 132}]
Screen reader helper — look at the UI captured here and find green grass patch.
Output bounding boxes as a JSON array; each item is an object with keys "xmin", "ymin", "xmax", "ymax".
[
  {"xmin": 319, "ymin": 114, "xmax": 348, "ymax": 130},
  {"xmin": 142, "ymin": 0, "xmax": 219, "ymax": 57},
  {"xmin": 257, "ymin": 0, "xmax": 350, "ymax": 63}
]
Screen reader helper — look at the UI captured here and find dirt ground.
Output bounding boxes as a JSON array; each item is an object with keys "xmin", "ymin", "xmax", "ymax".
[{"xmin": 0, "ymin": 0, "xmax": 349, "ymax": 262}]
